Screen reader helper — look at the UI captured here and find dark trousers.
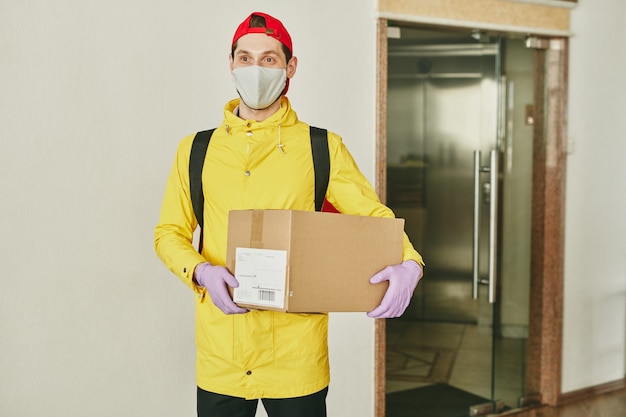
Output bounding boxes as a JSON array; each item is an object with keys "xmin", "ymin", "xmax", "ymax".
[{"xmin": 197, "ymin": 386, "xmax": 328, "ymax": 417}]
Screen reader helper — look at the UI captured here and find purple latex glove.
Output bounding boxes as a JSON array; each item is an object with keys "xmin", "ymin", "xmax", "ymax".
[
  {"xmin": 367, "ymin": 260, "xmax": 422, "ymax": 318},
  {"xmin": 194, "ymin": 262, "xmax": 248, "ymax": 315}
]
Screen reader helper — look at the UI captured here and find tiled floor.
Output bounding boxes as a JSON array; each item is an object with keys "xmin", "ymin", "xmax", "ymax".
[{"xmin": 386, "ymin": 318, "xmax": 527, "ymax": 410}]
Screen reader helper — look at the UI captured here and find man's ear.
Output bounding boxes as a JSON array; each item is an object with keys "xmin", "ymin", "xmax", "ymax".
[
  {"xmin": 229, "ymin": 53, "xmax": 234, "ymax": 72},
  {"xmin": 287, "ymin": 56, "xmax": 298, "ymax": 78}
]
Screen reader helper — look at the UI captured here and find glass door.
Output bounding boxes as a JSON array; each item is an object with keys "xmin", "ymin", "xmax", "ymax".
[{"xmin": 385, "ymin": 27, "xmax": 534, "ymax": 416}]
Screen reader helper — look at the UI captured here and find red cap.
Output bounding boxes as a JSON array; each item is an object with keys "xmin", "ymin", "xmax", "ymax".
[{"xmin": 232, "ymin": 12, "xmax": 293, "ymax": 55}]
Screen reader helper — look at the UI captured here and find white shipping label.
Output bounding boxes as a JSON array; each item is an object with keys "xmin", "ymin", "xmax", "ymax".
[{"xmin": 233, "ymin": 247, "xmax": 288, "ymax": 309}]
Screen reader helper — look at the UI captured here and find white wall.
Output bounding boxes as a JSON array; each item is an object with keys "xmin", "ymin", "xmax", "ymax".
[
  {"xmin": 563, "ymin": 0, "xmax": 626, "ymax": 392},
  {"xmin": 0, "ymin": 1, "xmax": 377, "ymax": 416}
]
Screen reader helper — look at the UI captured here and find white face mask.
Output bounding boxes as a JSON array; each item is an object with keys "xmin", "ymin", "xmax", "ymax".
[{"xmin": 232, "ymin": 66, "xmax": 287, "ymax": 110}]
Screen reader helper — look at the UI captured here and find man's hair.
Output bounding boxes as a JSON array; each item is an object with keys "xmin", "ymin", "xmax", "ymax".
[{"xmin": 231, "ymin": 14, "xmax": 293, "ymax": 62}]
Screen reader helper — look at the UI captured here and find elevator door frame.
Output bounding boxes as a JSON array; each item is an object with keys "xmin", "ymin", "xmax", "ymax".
[{"xmin": 374, "ymin": 19, "xmax": 569, "ymax": 416}]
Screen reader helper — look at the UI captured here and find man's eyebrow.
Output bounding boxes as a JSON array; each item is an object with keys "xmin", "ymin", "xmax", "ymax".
[{"xmin": 235, "ymin": 49, "xmax": 280, "ymax": 56}]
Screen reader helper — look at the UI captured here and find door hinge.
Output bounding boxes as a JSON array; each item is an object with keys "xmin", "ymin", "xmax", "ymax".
[
  {"xmin": 518, "ymin": 392, "xmax": 542, "ymax": 408},
  {"xmin": 525, "ymin": 36, "xmax": 550, "ymax": 50},
  {"xmin": 469, "ymin": 400, "xmax": 507, "ymax": 416}
]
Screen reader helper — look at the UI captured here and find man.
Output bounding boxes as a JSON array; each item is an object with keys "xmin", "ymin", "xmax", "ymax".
[{"xmin": 154, "ymin": 11, "xmax": 424, "ymax": 417}]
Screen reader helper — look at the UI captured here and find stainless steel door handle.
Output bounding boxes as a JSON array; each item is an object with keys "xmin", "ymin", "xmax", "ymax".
[
  {"xmin": 472, "ymin": 151, "xmax": 481, "ymax": 300},
  {"xmin": 472, "ymin": 150, "xmax": 499, "ymax": 303},
  {"xmin": 488, "ymin": 149, "xmax": 498, "ymax": 303}
]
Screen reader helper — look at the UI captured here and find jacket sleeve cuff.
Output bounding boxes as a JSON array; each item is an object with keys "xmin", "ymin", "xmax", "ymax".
[{"xmin": 401, "ymin": 233, "xmax": 425, "ymax": 268}]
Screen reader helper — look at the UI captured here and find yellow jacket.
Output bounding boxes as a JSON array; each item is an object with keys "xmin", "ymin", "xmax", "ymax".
[{"xmin": 154, "ymin": 97, "xmax": 423, "ymax": 399}]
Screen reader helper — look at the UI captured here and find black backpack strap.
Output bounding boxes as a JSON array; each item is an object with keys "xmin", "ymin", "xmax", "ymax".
[
  {"xmin": 310, "ymin": 126, "xmax": 330, "ymax": 212},
  {"xmin": 189, "ymin": 129, "xmax": 216, "ymax": 252},
  {"xmin": 190, "ymin": 126, "xmax": 328, "ymax": 254}
]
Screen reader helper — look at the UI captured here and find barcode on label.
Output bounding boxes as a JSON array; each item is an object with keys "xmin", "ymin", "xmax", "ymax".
[{"xmin": 258, "ymin": 290, "xmax": 275, "ymax": 302}]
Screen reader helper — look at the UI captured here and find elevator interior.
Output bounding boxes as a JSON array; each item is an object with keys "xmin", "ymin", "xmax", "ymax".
[{"xmin": 385, "ymin": 25, "xmax": 535, "ymax": 416}]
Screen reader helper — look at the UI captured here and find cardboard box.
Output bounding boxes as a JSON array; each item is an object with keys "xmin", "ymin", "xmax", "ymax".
[{"xmin": 226, "ymin": 209, "xmax": 404, "ymax": 313}]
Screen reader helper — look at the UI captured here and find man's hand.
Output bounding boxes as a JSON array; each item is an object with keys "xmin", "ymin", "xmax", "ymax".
[
  {"xmin": 367, "ymin": 260, "xmax": 422, "ymax": 319},
  {"xmin": 194, "ymin": 262, "xmax": 248, "ymax": 315}
]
